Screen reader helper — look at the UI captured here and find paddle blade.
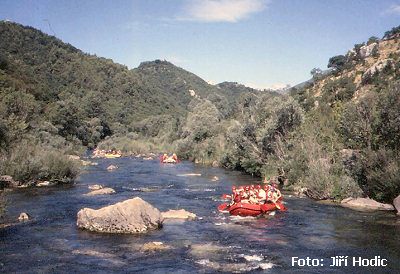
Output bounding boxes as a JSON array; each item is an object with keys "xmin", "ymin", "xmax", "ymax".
[{"xmin": 276, "ymin": 202, "xmax": 287, "ymax": 211}]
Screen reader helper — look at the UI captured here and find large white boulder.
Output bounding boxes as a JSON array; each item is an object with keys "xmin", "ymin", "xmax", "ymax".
[{"xmin": 77, "ymin": 197, "xmax": 163, "ymax": 233}]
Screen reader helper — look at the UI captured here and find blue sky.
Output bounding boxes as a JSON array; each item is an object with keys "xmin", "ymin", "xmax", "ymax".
[{"xmin": 1, "ymin": 0, "xmax": 400, "ymax": 89}]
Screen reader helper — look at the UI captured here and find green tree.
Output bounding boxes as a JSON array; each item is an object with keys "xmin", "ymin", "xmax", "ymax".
[{"xmin": 328, "ymin": 55, "xmax": 346, "ymax": 71}]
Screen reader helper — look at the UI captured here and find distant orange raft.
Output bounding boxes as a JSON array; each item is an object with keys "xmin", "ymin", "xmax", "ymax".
[
  {"xmin": 160, "ymin": 154, "xmax": 180, "ymax": 164},
  {"xmin": 218, "ymin": 202, "xmax": 286, "ymax": 217}
]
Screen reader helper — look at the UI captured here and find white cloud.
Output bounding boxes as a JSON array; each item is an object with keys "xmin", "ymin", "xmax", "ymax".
[
  {"xmin": 385, "ymin": 4, "xmax": 400, "ymax": 14},
  {"xmin": 180, "ymin": 0, "xmax": 268, "ymax": 23}
]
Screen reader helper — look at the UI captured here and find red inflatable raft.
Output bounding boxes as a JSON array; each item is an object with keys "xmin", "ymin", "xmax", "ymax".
[{"xmin": 218, "ymin": 202, "xmax": 286, "ymax": 217}]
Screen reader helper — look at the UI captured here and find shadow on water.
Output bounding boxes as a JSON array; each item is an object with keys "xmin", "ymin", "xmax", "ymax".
[{"xmin": 1, "ymin": 157, "xmax": 400, "ymax": 273}]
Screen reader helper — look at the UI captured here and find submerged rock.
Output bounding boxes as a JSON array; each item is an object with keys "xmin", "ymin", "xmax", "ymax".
[
  {"xmin": 196, "ymin": 259, "xmax": 272, "ymax": 272},
  {"xmin": 162, "ymin": 209, "xmax": 196, "ymax": 220},
  {"xmin": 107, "ymin": 165, "xmax": 118, "ymax": 171},
  {"xmin": 341, "ymin": 197, "xmax": 394, "ymax": 211},
  {"xmin": 36, "ymin": 181, "xmax": 57, "ymax": 187},
  {"xmin": 140, "ymin": 242, "xmax": 171, "ymax": 252},
  {"xmin": 72, "ymin": 249, "xmax": 125, "ymax": 267},
  {"xmin": 76, "ymin": 197, "xmax": 163, "ymax": 234},
  {"xmin": 84, "ymin": 187, "xmax": 116, "ymax": 196},
  {"xmin": 18, "ymin": 212, "xmax": 29, "ymax": 222},
  {"xmin": 143, "ymin": 157, "xmax": 153, "ymax": 160},
  {"xmin": 189, "ymin": 243, "xmax": 226, "ymax": 258},
  {"xmin": 138, "ymin": 187, "xmax": 159, "ymax": 192},
  {"xmin": 88, "ymin": 184, "xmax": 103, "ymax": 190},
  {"xmin": 394, "ymin": 195, "xmax": 400, "ymax": 216},
  {"xmin": 211, "ymin": 176, "xmax": 219, "ymax": 182}
]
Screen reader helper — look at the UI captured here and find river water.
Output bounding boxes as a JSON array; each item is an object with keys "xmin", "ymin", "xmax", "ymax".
[{"xmin": 1, "ymin": 158, "xmax": 400, "ymax": 273}]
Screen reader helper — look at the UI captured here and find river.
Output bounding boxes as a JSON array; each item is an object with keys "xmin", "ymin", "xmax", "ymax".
[{"xmin": 1, "ymin": 157, "xmax": 399, "ymax": 273}]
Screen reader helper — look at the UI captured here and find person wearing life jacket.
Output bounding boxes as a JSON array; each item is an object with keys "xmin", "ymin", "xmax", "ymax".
[
  {"xmin": 241, "ymin": 186, "xmax": 250, "ymax": 203},
  {"xmin": 266, "ymin": 183, "xmax": 282, "ymax": 203},
  {"xmin": 228, "ymin": 186, "xmax": 236, "ymax": 205},
  {"xmin": 230, "ymin": 186, "xmax": 242, "ymax": 205},
  {"xmin": 161, "ymin": 153, "xmax": 168, "ymax": 162},
  {"xmin": 265, "ymin": 184, "xmax": 275, "ymax": 203},
  {"xmin": 257, "ymin": 185, "xmax": 268, "ymax": 204},
  {"xmin": 172, "ymin": 153, "xmax": 178, "ymax": 162},
  {"xmin": 237, "ymin": 186, "xmax": 244, "ymax": 201},
  {"xmin": 247, "ymin": 185, "xmax": 258, "ymax": 204},
  {"xmin": 270, "ymin": 183, "xmax": 282, "ymax": 203}
]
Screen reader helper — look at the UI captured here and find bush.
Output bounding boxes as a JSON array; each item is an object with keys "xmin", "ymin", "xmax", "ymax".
[
  {"xmin": 338, "ymin": 94, "xmax": 376, "ymax": 149},
  {"xmin": 349, "ymin": 149, "xmax": 400, "ymax": 203},
  {"xmin": 375, "ymin": 83, "xmax": 400, "ymax": 151},
  {"xmin": 0, "ymin": 141, "xmax": 79, "ymax": 183},
  {"xmin": 328, "ymin": 55, "xmax": 347, "ymax": 71}
]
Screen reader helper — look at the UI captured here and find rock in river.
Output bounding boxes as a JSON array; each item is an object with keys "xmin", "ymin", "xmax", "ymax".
[
  {"xmin": 88, "ymin": 184, "xmax": 103, "ymax": 190},
  {"xmin": 84, "ymin": 187, "xmax": 116, "ymax": 196},
  {"xmin": 107, "ymin": 165, "xmax": 118, "ymax": 171},
  {"xmin": 141, "ymin": 242, "xmax": 171, "ymax": 252},
  {"xmin": 36, "ymin": 181, "xmax": 57, "ymax": 187},
  {"xmin": 341, "ymin": 197, "xmax": 394, "ymax": 211},
  {"xmin": 76, "ymin": 197, "xmax": 163, "ymax": 234},
  {"xmin": 394, "ymin": 195, "xmax": 400, "ymax": 216},
  {"xmin": 18, "ymin": 212, "xmax": 29, "ymax": 222},
  {"xmin": 161, "ymin": 209, "xmax": 196, "ymax": 220}
]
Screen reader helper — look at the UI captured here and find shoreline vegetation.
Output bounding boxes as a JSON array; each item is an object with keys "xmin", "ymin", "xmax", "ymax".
[{"xmin": 1, "ymin": 22, "xmax": 400, "ymax": 219}]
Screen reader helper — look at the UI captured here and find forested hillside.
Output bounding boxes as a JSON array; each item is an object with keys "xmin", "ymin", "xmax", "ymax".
[
  {"xmin": 288, "ymin": 26, "xmax": 400, "ymax": 202},
  {"xmin": 1, "ymin": 21, "xmax": 399, "ymax": 204},
  {"xmin": 0, "ymin": 21, "xmax": 266, "ymax": 183}
]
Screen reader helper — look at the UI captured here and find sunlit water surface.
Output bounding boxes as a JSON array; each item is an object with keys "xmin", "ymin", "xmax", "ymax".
[{"xmin": 1, "ymin": 158, "xmax": 399, "ymax": 273}]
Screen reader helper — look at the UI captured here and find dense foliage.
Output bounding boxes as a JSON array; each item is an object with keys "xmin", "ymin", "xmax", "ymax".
[
  {"xmin": 1, "ymin": 21, "xmax": 399, "ymax": 206},
  {"xmin": 289, "ymin": 26, "xmax": 400, "ymax": 202}
]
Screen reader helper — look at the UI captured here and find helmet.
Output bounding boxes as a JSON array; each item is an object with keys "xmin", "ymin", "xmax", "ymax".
[
  {"xmin": 244, "ymin": 186, "xmax": 250, "ymax": 191},
  {"xmin": 263, "ymin": 185, "xmax": 269, "ymax": 191},
  {"xmin": 256, "ymin": 185, "xmax": 261, "ymax": 190},
  {"xmin": 250, "ymin": 184, "xmax": 254, "ymax": 189}
]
